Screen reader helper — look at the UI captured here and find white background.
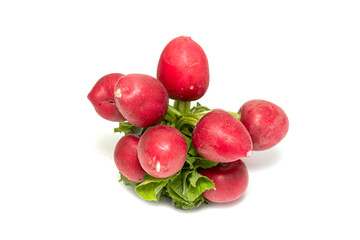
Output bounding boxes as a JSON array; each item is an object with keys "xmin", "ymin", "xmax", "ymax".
[{"xmin": 1, "ymin": 0, "xmax": 359, "ymax": 239}]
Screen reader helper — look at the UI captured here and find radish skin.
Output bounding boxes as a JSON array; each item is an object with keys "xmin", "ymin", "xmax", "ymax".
[
  {"xmin": 157, "ymin": 36, "xmax": 209, "ymax": 101},
  {"xmin": 138, "ymin": 125, "xmax": 187, "ymax": 178},
  {"xmin": 114, "ymin": 74, "xmax": 169, "ymax": 128},
  {"xmin": 87, "ymin": 73, "xmax": 126, "ymax": 122},
  {"xmin": 192, "ymin": 109, "xmax": 253, "ymax": 162},
  {"xmin": 199, "ymin": 159, "xmax": 249, "ymax": 203},
  {"xmin": 239, "ymin": 99, "xmax": 289, "ymax": 151},
  {"xmin": 114, "ymin": 134, "xmax": 146, "ymax": 182}
]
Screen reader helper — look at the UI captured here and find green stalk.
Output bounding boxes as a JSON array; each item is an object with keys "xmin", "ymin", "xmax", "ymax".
[
  {"xmin": 167, "ymin": 105, "xmax": 182, "ymax": 118},
  {"xmin": 191, "ymin": 105, "xmax": 210, "ymax": 114},
  {"xmin": 177, "ymin": 119, "xmax": 197, "ymax": 129},
  {"xmin": 180, "ymin": 126, "xmax": 193, "ymax": 137},
  {"xmin": 176, "ymin": 115, "xmax": 200, "ymax": 129},
  {"xmin": 184, "ymin": 101, "xmax": 191, "ymax": 114},
  {"xmin": 163, "ymin": 113, "xmax": 176, "ymax": 123},
  {"xmin": 175, "ymin": 100, "xmax": 191, "ymax": 114},
  {"xmin": 173, "ymin": 100, "xmax": 179, "ymax": 110},
  {"xmin": 196, "ymin": 110, "xmax": 211, "ymax": 117}
]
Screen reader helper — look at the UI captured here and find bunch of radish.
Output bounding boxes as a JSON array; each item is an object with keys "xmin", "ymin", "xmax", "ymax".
[{"xmin": 88, "ymin": 36, "xmax": 289, "ymax": 209}]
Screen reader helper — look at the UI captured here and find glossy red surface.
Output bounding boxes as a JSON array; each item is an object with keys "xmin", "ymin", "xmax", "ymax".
[
  {"xmin": 138, "ymin": 125, "xmax": 187, "ymax": 178},
  {"xmin": 199, "ymin": 159, "xmax": 249, "ymax": 203},
  {"xmin": 157, "ymin": 36, "xmax": 209, "ymax": 101},
  {"xmin": 192, "ymin": 109, "xmax": 253, "ymax": 162},
  {"xmin": 239, "ymin": 100, "xmax": 289, "ymax": 151},
  {"xmin": 87, "ymin": 73, "xmax": 126, "ymax": 122},
  {"xmin": 114, "ymin": 74, "xmax": 169, "ymax": 128},
  {"xmin": 114, "ymin": 134, "xmax": 146, "ymax": 182}
]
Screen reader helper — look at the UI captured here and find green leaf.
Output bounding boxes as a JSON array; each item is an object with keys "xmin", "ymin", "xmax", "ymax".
[
  {"xmin": 135, "ymin": 176, "xmax": 171, "ymax": 201},
  {"xmin": 185, "ymin": 156, "xmax": 196, "ymax": 169},
  {"xmin": 188, "ymin": 171, "xmax": 202, "ymax": 187},
  {"xmin": 114, "ymin": 122, "xmax": 143, "ymax": 135},
  {"xmin": 167, "ymin": 174, "xmax": 194, "ymax": 209},
  {"xmin": 167, "ymin": 173, "xmax": 186, "ymax": 199},
  {"xmin": 187, "ymin": 195, "xmax": 210, "ymax": 209},
  {"xmin": 170, "ymin": 192, "xmax": 210, "ymax": 210},
  {"xmin": 193, "ymin": 158, "xmax": 218, "ymax": 169},
  {"xmin": 184, "ymin": 135, "xmax": 192, "ymax": 152},
  {"xmin": 167, "ymin": 172, "xmax": 195, "ymax": 208},
  {"xmin": 186, "ymin": 157, "xmax": 218, "ymax": 169},
  {"xmin": 165, "ymin": 169, "xmax": 215, "ymax": 209},
  {"xmin": 187, "ymin": 171, "xmax": 215, "ymax": 201},
  {"xmin": 181, "ymin": 170, "xmax": 193, "ymax": 196},
  {"xmin": 135, "ymin": 181, "xmax": 167, "ymax": 201},
  {"xmin": 188, "ymin": 144, "xmax": 199, "ymax": 157},
  {"xmin": 143, "ymin": 174, "xmax": 167, "ymax": 181},
  {"xmin": 167, "ymin": 187, "xmax": 190, "ymax": 206},
  {"xmin": 171, "ymin": 198, "xmax": 193, "ymax": 209},
  {"xmin": 119, "ymin": 173, "xmax": 139, "ymax": 187}
]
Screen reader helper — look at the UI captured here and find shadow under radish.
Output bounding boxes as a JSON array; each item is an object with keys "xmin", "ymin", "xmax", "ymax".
[
  {"xmin": 243, "ymin": 148, "xmax": 282, "ymax": 172},
  {"xmin": 93, "ymin": 131, "xmax": 122, "ymax": 161}
]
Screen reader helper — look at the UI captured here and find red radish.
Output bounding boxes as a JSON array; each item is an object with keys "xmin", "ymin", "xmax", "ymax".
[
  {"xmin": 199, "ymin": 159, "xmax": 249, "ymax": 203},
  {"xmin": 114, "ymin": 74, "xmax": 169, "ymax": 128},
  {"xmin": 157, "ymin": 36, "xmax": 209, "ymax": 101},
  {"xmin": 87, "ymin": 73, "xmax": 126, "ymax": 122},
  {"xmin": 239, "ymin": 99, "xmax": 289, "ymax": 151},
  {"xmin": 138, "ymin": 125, "xmax": 187, "ymax": 178},
  {"xmin": 192, "ymin": 109, "xmax": 253, "ymax": 162},
  {"xmin": 114, "ymin": 134, "xmax": 146, "ymax": 182}
]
